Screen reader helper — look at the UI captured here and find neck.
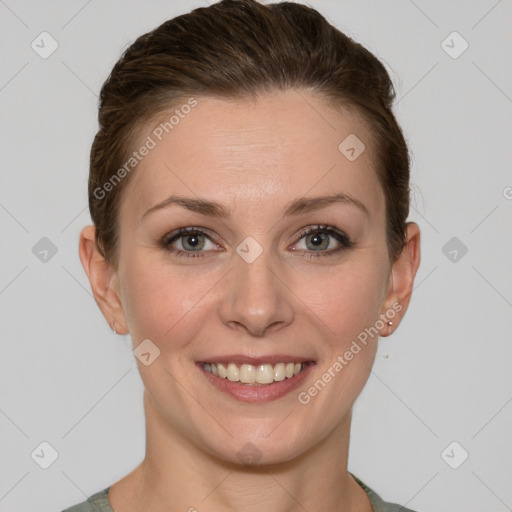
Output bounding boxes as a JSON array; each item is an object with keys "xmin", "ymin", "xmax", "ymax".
[{"xmin": 109, "ymin": 391, "xmax": 371, "ymax": 512}]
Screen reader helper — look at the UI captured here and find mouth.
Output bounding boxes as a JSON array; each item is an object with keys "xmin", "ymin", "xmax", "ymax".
[
  {"xmin": 201, "ymin": 361, "xmax": 311, "ymax": 384},
  {"xmin": 197, "ymin": 357, "xmax": 316, "ymax": 402}
]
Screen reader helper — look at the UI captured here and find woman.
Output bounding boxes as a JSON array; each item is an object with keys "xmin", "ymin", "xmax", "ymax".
[{"xmin": 65, "ymin": 0, "xmax": 421, "ymax": 510}]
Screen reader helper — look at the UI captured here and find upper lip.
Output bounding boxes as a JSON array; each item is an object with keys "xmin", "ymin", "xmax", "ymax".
[{"xmin": 197, "ymin": 354, "xmax": 315, "ymax": 365}]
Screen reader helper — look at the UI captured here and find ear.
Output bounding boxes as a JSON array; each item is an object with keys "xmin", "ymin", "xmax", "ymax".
[
  {"xmin": 78, "ymin": 225, "xmax": 128, "ymax": 335},
  {"xmin": 379, "ymin": 222, "xmax": 421, "ymax": 337}
]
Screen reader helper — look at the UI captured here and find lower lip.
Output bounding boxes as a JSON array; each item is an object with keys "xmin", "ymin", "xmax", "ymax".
[{"xmin": 198, "ymin": 363, "xmax": 316, "ymax": 403}]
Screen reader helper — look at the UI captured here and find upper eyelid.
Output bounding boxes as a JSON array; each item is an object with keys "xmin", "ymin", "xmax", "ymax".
[{"xmin": 164, "ymin": 226, "xmax": 218, "ymax": 244}]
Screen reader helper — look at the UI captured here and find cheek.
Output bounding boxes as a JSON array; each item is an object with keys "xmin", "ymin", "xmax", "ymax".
[
  {"xmin": 120, "ymin": 252, "xmax": 216, "ymax": 345},
  {"xmin": 293, "ymin": 263, "xmax": 385, "ymax": 413},
  {"xmin": 298, "ymin": 260, "xmax": 386, "ymax": 343}
]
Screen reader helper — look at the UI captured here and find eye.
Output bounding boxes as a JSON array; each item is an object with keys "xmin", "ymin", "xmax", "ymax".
[
  {"xmin": 161, "ymin": 227, "xmax": 220, "ymax": 258},
  {"xmin": 291, "ymin": 225, "xmax": 353, "ymax": 258}
]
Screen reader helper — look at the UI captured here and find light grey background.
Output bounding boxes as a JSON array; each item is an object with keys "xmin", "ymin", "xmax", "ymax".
[{"xmin": 1, "ymin": 1, "xmax": 511, "ymax": 511}]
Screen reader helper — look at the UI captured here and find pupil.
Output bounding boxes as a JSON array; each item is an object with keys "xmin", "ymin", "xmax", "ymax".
[
  {"xmin": 307, "ymin": 232, "xmax": 329, "ymax": 251},
  {"xmin": 182, "ymin": 233, "xmax": 204, "ymax": 251}
]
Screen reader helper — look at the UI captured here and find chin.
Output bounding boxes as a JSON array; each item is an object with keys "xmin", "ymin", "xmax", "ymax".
[{"xmin": 197, "ymin": 426, "xmax": 313, "ymax": 468}]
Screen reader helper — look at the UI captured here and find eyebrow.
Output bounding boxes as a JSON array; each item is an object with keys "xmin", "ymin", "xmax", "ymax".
[{"xmin": 141, "ymin": 192, "xmax": 369, "ymax": 221}]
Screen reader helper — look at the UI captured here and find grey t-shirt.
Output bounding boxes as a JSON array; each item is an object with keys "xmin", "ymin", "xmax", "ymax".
[{"xmin": 61, "ymin": 473, "xmax": 417, "ymax": 512}]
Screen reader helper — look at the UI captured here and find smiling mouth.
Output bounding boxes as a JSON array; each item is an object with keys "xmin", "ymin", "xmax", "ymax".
[{"xmin": 200, "ymin": 361, "xmax": 314, "ymax": 385}]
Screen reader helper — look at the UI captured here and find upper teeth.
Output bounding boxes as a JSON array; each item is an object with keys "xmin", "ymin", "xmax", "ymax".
[{"xmin": 203, "ymin": 362, "xmax": 304, "ymax": 384}]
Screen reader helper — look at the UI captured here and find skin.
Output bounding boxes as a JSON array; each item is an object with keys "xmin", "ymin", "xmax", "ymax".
[{"xmin": 79, "ymin": 89, "xmax": 420, "ymax": 512}]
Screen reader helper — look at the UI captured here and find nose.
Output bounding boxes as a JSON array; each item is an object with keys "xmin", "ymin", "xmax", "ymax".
[{"xmin": 218, "ymin": 242, "xmax": 295, "ymax": 338}]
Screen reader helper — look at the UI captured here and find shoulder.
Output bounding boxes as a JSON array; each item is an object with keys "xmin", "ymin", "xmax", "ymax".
[
  {"xmin": 61, "ymin": 487, "xmax": 113, "ymax": 512},
  {"xmin": 350, "ymin": 473, "xmax": 419, "ymax": 512}
]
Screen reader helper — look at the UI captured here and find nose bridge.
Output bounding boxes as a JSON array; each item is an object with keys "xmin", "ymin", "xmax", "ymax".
[
  {"xmin": 220, "ymin": 237, "xmax": 293, "ymax": 335},
  {"xmin": 237, "ymin": 241, "xmax": 276, "ymax": 303}
]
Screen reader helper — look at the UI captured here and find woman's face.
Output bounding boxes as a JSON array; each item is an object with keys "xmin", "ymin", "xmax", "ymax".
[{"xmin": 111, "ymin": 90, "xmax": 399, "ymax": 464}]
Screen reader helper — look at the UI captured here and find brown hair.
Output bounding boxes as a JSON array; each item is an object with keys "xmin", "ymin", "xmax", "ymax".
[{"xmin": 89, "ymin": 0, "xmax": 410, "ymax": 268}]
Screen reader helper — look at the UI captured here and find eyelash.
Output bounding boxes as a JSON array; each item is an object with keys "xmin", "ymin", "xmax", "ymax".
[{"xmin": 160, "ymin": 225, "xmax": 354, "ymax": 259}]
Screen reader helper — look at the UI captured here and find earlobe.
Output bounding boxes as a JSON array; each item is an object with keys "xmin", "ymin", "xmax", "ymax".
[
  {"xmin": 78, "ymin": 225, "xmax": 128, "ymax": 335},
  {"xmin": 379, "ymin": 222, "xmax": 421, "ymax": 337}
]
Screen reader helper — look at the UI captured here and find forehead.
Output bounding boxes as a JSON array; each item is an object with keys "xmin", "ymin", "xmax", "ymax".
[{"xmin": 119, "ymin": 90, "xmax": 384, "ymax": 221}]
